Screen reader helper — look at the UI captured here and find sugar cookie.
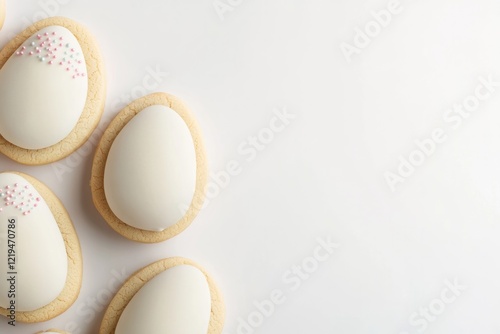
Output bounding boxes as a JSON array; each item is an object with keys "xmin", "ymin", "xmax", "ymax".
[
  {"xmin": 0, "ymin": 17, "xmax": 106, "ymax": 165},
  {"xmin": 100, "ymin": 257, "xmax": 224, "ymax": 334},
  {"xmin": 0, "ymin": 172, "xmax": 82, "ymax": 323},
  {"xmin": 91, "ymin": 93, "xmax": 207, "ymax": 243}
]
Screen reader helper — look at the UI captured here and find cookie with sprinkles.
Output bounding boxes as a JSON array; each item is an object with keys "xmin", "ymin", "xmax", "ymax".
[
  {"xmin": 0, "ymin": 17, "xmax": 106, "ymax": 165},
  {"xmin": 0, "ymin": 171, "xmax": 82, "ymax": 323},
  {"xmin": 0, "ymin": 181, "xmax": 42, "ymax": 216},
  {"xmin": 17, "ymin": 29, "xmax": 87, "ymax": 79}
]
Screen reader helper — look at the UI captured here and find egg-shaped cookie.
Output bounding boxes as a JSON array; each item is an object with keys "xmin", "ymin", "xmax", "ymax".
[
  {"xmin": 100, "ymin": 257, "xmax": 224, "ymax": 334},
  {"xmin": 91, "ymin": 93, "xmax": 207, "ymax": 243},
  {"xmin": 0, "ymin": 17, "xmax": 106, "ymax": 165},
  {"xmin": 0, "ymin": 172, "xmax": 82, "ymax": 323}
]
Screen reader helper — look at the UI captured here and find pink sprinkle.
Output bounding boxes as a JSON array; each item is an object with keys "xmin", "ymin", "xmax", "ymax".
[
  {"xmin": 21, "ymin": 46, "xmax": 26, "ymax": 50},
  {"xmin": 44, "ymin": 32, "xmax": 48, "ymax": 36},
  {"xmin": 23, "ymin": 212, "xmax": 27, "ymax": 216},
  {"xmin": 36, "ymin": 197, "xmax": 40, "ymax": 202},
  {"xmin": 34, "ymin": 203, "xmax": 38, "ymax": 207},
  {"xmin": 66, "ymin": 67, "xmax": 70, "ymax": 71},
  {"xmin": 59, "ymin": 37, "xmax": 63, "ymax": 40},
  {"xmin": 52, "ymin": 32, "xmax": 56, "ymax": 35},
  {"xmin": 37, "ymin": 50, "xmax": 41, "ymax": 54},
  {"xmin": 25, "ymin": 186, "xmax": 29, "ymax": 189},
  {"xmin": 6, "ymin": 185, "xmax": 10, "ymax": 189},
  {"xmin": 15, "ymin": 52, "xmax": 20, "ymax": 56},
  {"xmin": 29, "ymin": 51, "xmax": 33, "ymax": 55},
  {"xmin": 20, "ymin": 51, "xmax": 24, "ymax": 55},
  {"xmin": 71, "ymin": 48, "xmax": 75, "ymax": 52},
  {"xmin": 78, "ymin": 60, "xmax": 82, "ymax": 64},
  {"xmin": 52, "ymin": 55, "xmax": 56, "ymax": 59},
  {"xmin": 59, "ymin": 43, "xmax": 63, "ymax": 47},
  {"xmin": 48, "ymin": 43, "xmax": 52, "ymax": 47},
  {"xmin": 15, "ymin": 205, "xmax": 19, "ymax": 209},
  {"xmin": 54, "ymin": 48, "xmax": 58, "ymax": 51},
  {"xmin": 14, "ymin": 183, "xmax": 18, "ymax": 187},
  {"xmin": 0, "ymin": 208, "xmax": 3, "ymax": 212},
  {"xmin": 59, "ymin": 62, "xmax": 63, "ymax": 65},
  {"xmin": 81, "ymin": 73, "xmax": 86, "ymax": 77},
  {"xmin": 72, "ymin": 75, "xmax": 76, "ymax": 79},
  {"xmin": 37, "ymin": 34, "xmax": 41, "ymax": 39},
  {"xmin": 49, "ymin": 61, "xmax": 53, "ymax": 65}
]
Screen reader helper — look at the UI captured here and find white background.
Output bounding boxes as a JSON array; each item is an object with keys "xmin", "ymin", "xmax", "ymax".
[{"xmin": 1, "ymin": 0, "xmax": 500, "ymax": 333}]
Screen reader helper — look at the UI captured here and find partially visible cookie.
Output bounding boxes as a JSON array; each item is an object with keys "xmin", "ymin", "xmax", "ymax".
[
  {"xmin": 100, "ymin": 257, "xmax": 224, "ymax": 334},
  {"xmin": 0, "ymin": 0, "xmax": 5, "ymax": 30},
  {"xmin": 36, "ymin": 330, "xmax": 69, "ymax": 334},
  {"xmin": 91, "ymin": 92, "xmax": 207, "ymax": 243},
  {"xmin": 0, "ymin": 172, "xmax": 82, "ymax": 323},
  {"xmin": 0, "ymin": 17, "xmax": 106, "ymax": 165}
]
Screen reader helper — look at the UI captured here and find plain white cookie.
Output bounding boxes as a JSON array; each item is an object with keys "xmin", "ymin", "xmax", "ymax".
[
  {"xmin": 91, "ymin": 93, "xmax": 207, "ymax": 243},
  {"xmin": 99, "ymin": 257, "xmax": 224, "ymax": 334}
]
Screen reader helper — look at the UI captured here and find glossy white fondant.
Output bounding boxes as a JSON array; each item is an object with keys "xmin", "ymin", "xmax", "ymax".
[
  {"xmin": 0, "ymin": 173, "xmax": 68, "ymax": 311},
  {"xmin": 116, "ymin": 265, "xmax": 211, "ymax": 334},
  {"xmin": 0, "ymin": 26, "xmax": 88, "ymax": 149},
  {"xmin": 104, "ymin": 105, "xmax": 197, "ymax": 231}
]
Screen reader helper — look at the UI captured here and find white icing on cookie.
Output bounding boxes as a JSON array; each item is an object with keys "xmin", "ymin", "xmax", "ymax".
[
  {"xmin": 104, "ymin": 105, "xmax": 197, "ymax": 232},
  {"xmin": 0, "ymin": 26, "xmax": 88, "ymax": 149},
  {"xmin": 0, "ymin": 173, "xmax": 68, "ymax": 311},
  {"xmin": 115, "ymin": 265, "xmax": 211, "ymax": 334}
]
